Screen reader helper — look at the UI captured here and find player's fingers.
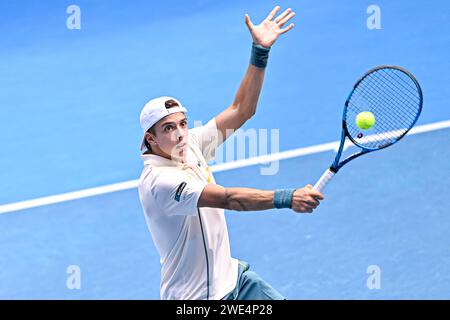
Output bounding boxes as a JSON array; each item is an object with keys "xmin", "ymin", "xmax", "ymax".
[
  {"xmin": 274, "ymin": 8, "xmax": 291, "ymax": 23},
  {"xmin": 245, "ymin": 14, "xmax": 254, "ymax": 30},
  {"xmin": 280, "ymin": 23, "xmax": 294, "ymax": 34},
  {"xmin": 278, "ymin": 12, "xmax": 296, "ymax": 27},
  {"xmin": 309, "ymin": 197, "xmax": 320, "ymax": 207},
  {"xmin": 301, "ymin": 199, "xmax": 317, "ymax": 209},
  {"xmin": 266, "ymin": 6, "xmax": 280, "ymax": 21},
  {"xmin": 294, "ymin": 205, "xmax": 313, "ymax": 214},
  {"xmin": 308, "ymin": 189, "xmax": 325, "ymax": 200}
]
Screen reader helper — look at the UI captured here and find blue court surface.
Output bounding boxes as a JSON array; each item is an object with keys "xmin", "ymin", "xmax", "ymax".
[{"xmin": 1, "ymin": 1, "xmax": 450, "ymax": 299}]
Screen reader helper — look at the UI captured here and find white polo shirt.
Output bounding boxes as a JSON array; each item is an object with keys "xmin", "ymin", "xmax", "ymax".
[{"xmin": 138, "ymin": 118, "xmax": 238, "ymax": 300}]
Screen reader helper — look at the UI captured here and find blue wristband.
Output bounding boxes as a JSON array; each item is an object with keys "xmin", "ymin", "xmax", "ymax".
[
  {"xmin": 250, "ymin": 43, "xmax": 271, "ymax": 68},
  {"xmin": 273, "ymin": 188, "xmax": 296, "ymax": 209}
]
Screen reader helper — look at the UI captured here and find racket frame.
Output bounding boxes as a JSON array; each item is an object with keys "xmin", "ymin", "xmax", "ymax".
[{"xmin": 314, "ymin": 65, "xmax": 423, "ymax": 192}]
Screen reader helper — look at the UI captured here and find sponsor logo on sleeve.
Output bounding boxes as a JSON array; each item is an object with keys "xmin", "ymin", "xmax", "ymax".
[{"xmin": 175, "ymin": 182, "xmax": 187, "ymax": 202}]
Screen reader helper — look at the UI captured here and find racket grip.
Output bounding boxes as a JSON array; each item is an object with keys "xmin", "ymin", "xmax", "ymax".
[{"xmin": 313, "ymin": 168, "xmax": 335, "ymax": 193}]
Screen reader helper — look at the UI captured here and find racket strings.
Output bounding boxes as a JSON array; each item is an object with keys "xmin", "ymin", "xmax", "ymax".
[
  {"xmin": 356, "ymin": 73, "xmax": 419, "ymax": 120},
  {"xmin": 345, "ymin": 67, "xmax": 421, "ymax": 149},
  {"xmin": 369, "ymin": 72, "xmax": 420, "ymax": 118},
  {"xmin": 382, "ymin": 69, "xmax": 421, "ymax": 99},
  {"xmin": 347, "ymin": 91, "xmax": 409, "ymax": 146},
  {"xmin": 349, "ymin": 90, "xmax": 414, "ymax": 127},
  {"xmin": 351, "ymin": 85, "xmax": 416, "ymax": 132},
  {"xmin": 363, "ymin": 75, "xmax": 419, "ymax": 127}
]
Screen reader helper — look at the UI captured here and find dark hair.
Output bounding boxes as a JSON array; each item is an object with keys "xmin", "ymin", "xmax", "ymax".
[{"xmin": 144, "ymin": 99, "xmax": 180, "ymax": 151}]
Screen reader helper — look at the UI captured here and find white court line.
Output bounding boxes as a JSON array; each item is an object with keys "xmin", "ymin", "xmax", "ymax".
[{"xmin": 1, "ymin": 119, "xmax": 450, "ymax": 214}]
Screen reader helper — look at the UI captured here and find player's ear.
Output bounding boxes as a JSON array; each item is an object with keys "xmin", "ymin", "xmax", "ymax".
[{"xmin": 145, "ymin": 131, "xmax": 158, "ymax": 146}]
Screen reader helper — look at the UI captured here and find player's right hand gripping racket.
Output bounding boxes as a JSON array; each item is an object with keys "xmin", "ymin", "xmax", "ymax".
[{"xmin": 313, "ymin": 65, "xmax": 423, "ymax": 193}]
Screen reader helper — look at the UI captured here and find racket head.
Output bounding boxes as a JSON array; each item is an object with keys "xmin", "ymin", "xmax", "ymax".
[{"xmin": 343, "ymin": 65, "xmax": 423, "ymax": 151}]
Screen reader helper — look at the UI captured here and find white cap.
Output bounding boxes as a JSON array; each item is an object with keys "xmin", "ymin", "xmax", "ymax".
[{"xmin": 140, "ymin": 96, "xmax": 187, "ymax": 151}]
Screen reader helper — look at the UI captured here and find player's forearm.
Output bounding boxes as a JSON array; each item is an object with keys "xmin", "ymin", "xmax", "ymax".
[
  {"xmin": 231, "ymin": 64, "xmax": 266, "ymax": 119},
  {"xmin": 224, "ymin": 187, "xmax": 274, "ymax": 211},
  {"xmin": 198, "ymin": 184, "xmax": 274, "ymax": 211}
]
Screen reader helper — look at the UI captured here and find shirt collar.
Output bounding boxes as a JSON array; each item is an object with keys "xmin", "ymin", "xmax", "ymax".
[{"xmin": 141, "ymin": 153, "xmax": 181, "ymax": 167}]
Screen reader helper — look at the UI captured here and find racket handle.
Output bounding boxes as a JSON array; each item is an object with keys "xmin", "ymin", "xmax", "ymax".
[{"xmin": 313, "ymin": 168, "xmax": 335, "ymax": 193}]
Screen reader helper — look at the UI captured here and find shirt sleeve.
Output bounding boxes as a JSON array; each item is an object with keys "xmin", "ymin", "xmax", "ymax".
[
  {"xmin": 152, "ymin": 170, "xmax": 208, "ymax": 216},
  {"xmin": 189, "ymin": 118, "xmax": 223, "ymax": 162}
]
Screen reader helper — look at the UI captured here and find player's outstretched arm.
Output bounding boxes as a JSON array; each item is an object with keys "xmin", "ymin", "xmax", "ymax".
[
  {"xmin": 198, "ymin": 183, "xmax": 323, "ymax": 213},
  {"xmin": 215, "ymin": 6, "xmax": 296, "ymax": 141}
]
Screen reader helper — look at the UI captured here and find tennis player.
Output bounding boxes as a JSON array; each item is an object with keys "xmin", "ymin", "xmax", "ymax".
[{"xmin": 138, "ymin": 6, "xmax": 324, "ymax": 300}]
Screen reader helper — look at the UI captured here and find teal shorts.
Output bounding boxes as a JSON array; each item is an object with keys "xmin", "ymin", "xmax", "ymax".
[{"xmin": 221, "ymin": 260, "xmax": 285, "ymax": 300}]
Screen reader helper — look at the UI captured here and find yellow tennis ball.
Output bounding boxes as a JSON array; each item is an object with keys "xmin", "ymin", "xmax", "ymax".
[{"xmin": 356, "ymin": 111, "xmax": 375, "ymax": 130}]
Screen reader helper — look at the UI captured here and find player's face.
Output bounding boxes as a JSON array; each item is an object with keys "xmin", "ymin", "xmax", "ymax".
[{"xmin": 153, "ymin": 112, "xmax": 188, "ymax": 160}]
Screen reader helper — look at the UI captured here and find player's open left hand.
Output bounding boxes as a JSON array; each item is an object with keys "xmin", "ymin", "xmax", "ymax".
[{"xmin": 245, "ymin": 6, "xmax": 296, "ymax": 48}]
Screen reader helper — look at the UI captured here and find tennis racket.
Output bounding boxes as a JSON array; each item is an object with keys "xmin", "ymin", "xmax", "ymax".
[{"xmin": 313, "ymin": 65, "xmax": 423, "ymax": 193}]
